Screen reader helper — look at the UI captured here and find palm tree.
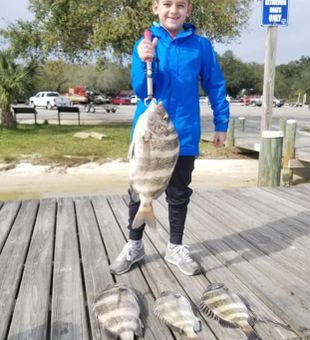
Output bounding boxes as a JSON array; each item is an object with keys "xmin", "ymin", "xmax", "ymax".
[{"xmin": 0, "ymin": 51, "xmax": 36, "ymax": 128}]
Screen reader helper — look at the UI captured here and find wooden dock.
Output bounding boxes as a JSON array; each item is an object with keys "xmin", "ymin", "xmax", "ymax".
[
  {"xmin": 201, "ymin": 115, "xmax": 310, "ymax": 165},
  {"xmin": 1, "ymin": 185, "xmax": 310, "ymax": 339}
]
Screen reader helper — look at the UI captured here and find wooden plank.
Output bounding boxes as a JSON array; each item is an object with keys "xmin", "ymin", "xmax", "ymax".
[
  {"xmin": 154, "ymin": 197, "xmax": 299, "ymax": 340},
  {"xmin": 194, "ymin": 189, "xmax": 310, "ymax": 285},
  {"xmin": 230, "ymin": 187, "xmax": 310, "ymax": 245},
  {"xmin": 206, "ymin": 188, "xmax": 310, "ymax": 281},
  {"xmin": 8, "ymin": 199, "xmax": 56, "ymax": 339},
  {"xmin": 92, "ymin": 195, "xmax": 176, "ymax": 340},
  {"xmin": 293, "ymin": 184, "xmax": 310, "ymax": 196},
  {"xmin": 74, "ymin": 197, "xmax": 114, "ymax": 340},
  {"xmin": 212, "ymin": 187, "xmax": 310, "ymax": 247},
  {"xmin": 0, "ymin": 200, "xmax": 20, "ymax": 252},
  {"xmin": 189, "ymin": 191, "xmax": 310, "ymax": 338},
  {"xmin": 0, "ymin": 200, "xmax": 38, "ymax": 339},
  {"xmin": 51, "ymin": 198, "xmax": 90, "ymax": 339},
  {"xmin": 288, "ymin": 159, "xmax": 309, "ymax": 169},
  {"xmin": 296, "ymin": 147, "xmax": 310, "ymax": 162},
  {"xmin": 261, "ymin": 186, "xmax": 310, "ymax": 209}
]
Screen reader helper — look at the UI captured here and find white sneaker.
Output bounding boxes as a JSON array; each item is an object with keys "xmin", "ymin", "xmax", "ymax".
[
  {"xmin": 109, "ymin": 242, "xmax": 145, "ymax": 275},
  {"xmin": 165, "ymin": 244, "xmax": 200, "ymax": 276}
]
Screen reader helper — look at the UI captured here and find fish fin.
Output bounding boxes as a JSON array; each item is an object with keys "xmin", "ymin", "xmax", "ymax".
[
  {"xmin": 104, "ymin": 326, "xmax": 119, "ymax": 339},
  {"xmin": 235, "ymin": 293, "xmax": 257, "ymax": 325},
  {"xmin": 236, "ymin": 293, "xmax": 255, "ymax": 313},
  {"xmin": 128, "ymin": 140, "xmax": 135, "ymax": 161},
  {"xmin": 142, "ymin": 130, "xmax": 152, "ymax": 142},
  {"xmin": 153, "ymin": 309, "xmax": 177, "ymax": 331},
  {"xmin": 206, "ymin": 283, "xmax": 226, "ymax": 292},
  {"xmin": 132, "ymin": 206, "xmax": 156, "ymax": 228},
  {"xmin": 135, "ymin": 318, "xmax": 144, "ymax": 337},
  {"xmin": 219, "ymin": 318, "xmax": 238, "ymax": 328},
  {"xmin": 153, "ymin": 302, "xmax": 179, "ymax": 331},
  {"xmin": 193, "ymin": 317, "xmax": 201, "ymax": 332},
  {"xmin": 158, "ymin": 289, "xmax": 177, "ymax": 297},
  {"xmin": 242, "ymin": 324, "xmax": 262, "ymax": 340},
  {"xmin": 199, "ymin": 302, "xmax": 237, "ymax": 328}
]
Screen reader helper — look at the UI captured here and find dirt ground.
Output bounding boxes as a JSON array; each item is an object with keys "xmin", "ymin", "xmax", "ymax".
[{"xmin": 0, "ymin": 159, "xmax": 259, "ymax": 201}]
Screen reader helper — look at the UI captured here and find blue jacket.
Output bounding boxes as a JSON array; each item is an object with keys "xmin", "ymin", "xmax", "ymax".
[{"xmin": 131, "ymin": 22, "xmax": 230, "ymax": 156}]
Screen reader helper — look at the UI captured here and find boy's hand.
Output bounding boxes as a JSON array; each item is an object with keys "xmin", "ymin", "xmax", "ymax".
[
  {"xmin": 213, "ymin": 132, "xmax": 227, "ymax": 148},
  {"xmin": 138, "ymin": 37, "xmax": 158, "ymax": 62}
]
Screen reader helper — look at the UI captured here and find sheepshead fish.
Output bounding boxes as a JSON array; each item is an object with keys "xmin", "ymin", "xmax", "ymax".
[
  {"xmin": 199, "ymin": 283, "xmax": 261, "ymax": 340},
  {"xmin": 129, "ymin": 99, "xmax": 179, "ymax": 228},
  {"xmin": 93, "ymin": 283, "xmax": 143, "ymax": 340},
  {"xmin": 153, "ymin": 290, "xmax": 201, "ymax": 339}
]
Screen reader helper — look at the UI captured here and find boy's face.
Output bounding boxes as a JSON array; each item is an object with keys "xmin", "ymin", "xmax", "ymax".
[{"xmin": 153, "ymin": 0, "xmax": 192, "ymax": 36}]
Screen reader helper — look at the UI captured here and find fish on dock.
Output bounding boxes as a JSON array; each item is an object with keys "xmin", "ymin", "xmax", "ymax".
[
  {"xmin": 129, "ymin": 99, "xmax": 179, "ymax": 228},
  {"xmin": 93, "ymin": 283, "xmax": 143, "ymax": 340},
  {"xmin": 153, "ymin": 289, "xmax": 201, "ymax": 339},
  {"xmin": 199, "ymin": 283, "xmax": 261, "ymax": 340}
]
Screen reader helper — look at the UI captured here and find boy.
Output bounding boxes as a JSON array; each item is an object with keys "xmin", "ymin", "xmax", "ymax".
[{"xmin": 109, "ymin": 0, "xmax": 229, "ymax": 276}]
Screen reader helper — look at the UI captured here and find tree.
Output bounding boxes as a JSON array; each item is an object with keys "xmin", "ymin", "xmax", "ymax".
[
  {"xmin": 1, "ymin": 0, "xmax": 254, "ymax": 61},
  {"xmin": 33, "ymin": 60, "xmax": 131, "ymax": 96},
  {"xmin": 219, "ymin": 51, "xmax": 263, "ymax": 97},
  {"xmin": 0, "ymin": 51, "xmax": 36, "ymax": 128},
  {"xmin": 0, "ymin": 20, "xmax": 42, "ymax": 61}
]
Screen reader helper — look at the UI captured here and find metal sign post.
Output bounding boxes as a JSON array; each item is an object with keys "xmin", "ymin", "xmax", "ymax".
[{"xmin": 261, "ymin": 0, "xmax": 289, "ymax": 132}]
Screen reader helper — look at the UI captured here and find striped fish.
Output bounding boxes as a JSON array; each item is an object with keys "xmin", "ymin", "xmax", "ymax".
[
  {"xmin": 153, "ymin": 290, "xmax": 201, "ymax": 339},
  {"xmin": 93, "ymin": 283, "xmax": 143, "ymax": 340},
  {"xmin": 129, "ymin": 99, "xmax": 179, "ymax": 228},
  {"xmin": 199, "ymin": 283, "xmax": 262, "ymax": 340}
]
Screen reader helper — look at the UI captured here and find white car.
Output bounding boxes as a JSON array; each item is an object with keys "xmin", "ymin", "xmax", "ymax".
[{"xmin": 29, "ymin": 91, "xmax": 71, "ymax": 109}]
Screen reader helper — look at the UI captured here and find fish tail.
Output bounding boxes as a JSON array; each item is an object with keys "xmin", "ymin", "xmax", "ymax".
[
  {"xmin": 243, "ymin": 325, "xmax": 262, "ymax": 340},
  {"xmin": 132, "ymin": 206, "xmax": 156, "ymax": 229}
]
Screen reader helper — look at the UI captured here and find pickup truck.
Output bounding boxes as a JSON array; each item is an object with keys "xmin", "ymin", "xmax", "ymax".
[{"xmin": 29, "ymin": 91, "xmax": 71, "ymax": 109}]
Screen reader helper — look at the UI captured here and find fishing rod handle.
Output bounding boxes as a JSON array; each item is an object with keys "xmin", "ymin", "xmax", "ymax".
[{"xmin": 144, "ymin": 29, "xmax": 153, "ymax": 101}]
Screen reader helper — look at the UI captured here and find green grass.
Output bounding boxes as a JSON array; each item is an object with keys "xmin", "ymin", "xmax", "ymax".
[
  {"xmin": 0, "ymin": 124, "xmax": 251, "ymax": 166},
  {"xmin": 0, "ymin": 124, "xmax": 131, "ymax": 166}
]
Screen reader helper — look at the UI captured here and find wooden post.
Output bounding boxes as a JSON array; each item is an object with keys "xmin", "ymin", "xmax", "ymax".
[
  {"xmin": 282, "ymin": 119, "xmax": 297, "ymax": 185},
  {"xmin": 279, "ymin": 117, "xmax": 287, "ymax": 136},
  {"xmin": 258, "ymin": 130, "xmax": 283, "ymax": 187},
  {"xmin": 226, "ymin": 119, "xmax": 235, "ymax": 147},
  {"xmin": 237, "ymin": 117, "xmax": 245, "ymax": 132},
  {"xmin": 261, "ymin": 27, "xmax": 278, "ymax": 132}
]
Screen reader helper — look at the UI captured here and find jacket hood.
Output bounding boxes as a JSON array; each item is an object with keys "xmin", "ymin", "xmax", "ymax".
[{"xmin": 150, "ymin": 22, "xmax": 196, "ymax": 41}]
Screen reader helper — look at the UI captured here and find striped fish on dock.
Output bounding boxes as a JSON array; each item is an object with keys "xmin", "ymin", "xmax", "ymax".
[
  {"xmin": 93, "ymin": 283, "xmax": 143, "ymax": 340},
  {"xmin": 199, "ymin": 283, "xmax": 261, "ymax": 340}
]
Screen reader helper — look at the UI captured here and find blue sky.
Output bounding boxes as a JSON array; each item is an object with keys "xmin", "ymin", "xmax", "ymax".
[{"xmin": 1, "ymin": 0, "xmax": 309, "ymax": 65}]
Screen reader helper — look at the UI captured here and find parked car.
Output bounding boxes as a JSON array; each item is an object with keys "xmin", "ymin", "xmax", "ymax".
[
  {"xmin": 249, "ymin": 95, "xmax": 262, "ymax": 107},
  {"xmin": 93, "ymin": 95, "xmax": 111, "ymax": 105},
  {"xmin": 130, "ymin": 95, "xmax": 139, "ymax": 105},
  {"xmin": 29, "ymin": 91, "xmax": 71, "ymax": 109},
  {"xmin": 111, "ymin": 96, "xmax": 131, "ymax": 105},
  {"xmin": 273, "ymin": 97, "xmax": 285, "ymax": 107}
]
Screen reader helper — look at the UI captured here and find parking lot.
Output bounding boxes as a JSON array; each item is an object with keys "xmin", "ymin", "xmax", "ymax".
[{"xmin": 11, "ymin": 103, "xmax": 310, "ymax": 133}]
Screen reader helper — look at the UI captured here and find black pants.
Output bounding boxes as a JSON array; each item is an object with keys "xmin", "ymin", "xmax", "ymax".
[{"xmin": 128, "ymin": 156, "xmax": 195, "ymax": 244}]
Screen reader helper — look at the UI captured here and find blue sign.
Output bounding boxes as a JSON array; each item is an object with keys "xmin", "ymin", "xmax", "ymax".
[{"xmin": 261, "ymin": 0, "xmax": 289, "ymax": 26}]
